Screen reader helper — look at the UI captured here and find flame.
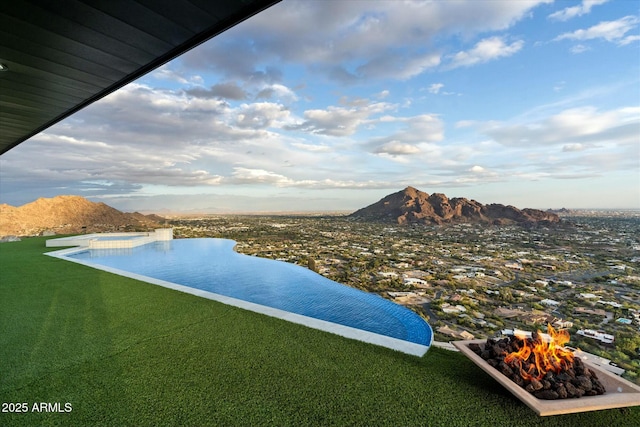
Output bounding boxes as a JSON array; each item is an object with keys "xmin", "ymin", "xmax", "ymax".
[{"xmin": 504, "ymin": 324, "xmax": 574, "ymax": 381}]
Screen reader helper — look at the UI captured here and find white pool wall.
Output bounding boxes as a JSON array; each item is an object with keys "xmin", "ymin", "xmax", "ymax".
[{"xmin": 45, "ymin": 228, "xmax": 173, "ymax": 249}]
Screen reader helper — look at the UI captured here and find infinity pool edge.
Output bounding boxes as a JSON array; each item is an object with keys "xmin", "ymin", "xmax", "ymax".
[{"xmin": 45, "ymin": 245, "xmax": 431, "ymax": 357}]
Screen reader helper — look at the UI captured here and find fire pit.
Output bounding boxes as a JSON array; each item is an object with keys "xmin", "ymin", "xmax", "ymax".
[{"xmin": 454, "ymin": 333, "xmax": 640, "ymax": 416}]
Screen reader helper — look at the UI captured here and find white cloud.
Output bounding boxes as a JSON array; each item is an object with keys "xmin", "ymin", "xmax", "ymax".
[
  {"xmin": 256, "ymin": 83, "xmax": 299, "ymax": 102},
  {"xmin": 387, "ymin": 52, "xmax": 441, "ymax": 80},
  {"xmin": 442, "ymin": 105, "xmax": 640, "ymax": 188},
  {"xmin": 447, "ymin": 37, "xmax": 524, "ymax": 69},
  {"xmin": 569, "ymin": 44, "xmax": 590, "ymax": 54},
  {"xmin": 371, "ymin": 114, "xmax": 444, "ymax": 146},
  {"xmin": 231, "ymin": 167, "xmax": 292, "ymax": 186},
  {"xmin": 366, "ymin": 114, "xmax": 445, "ymax": 161},
  {"xmin": 553, "ymin": 81, "xmax": 566, "ymax": 91},
  {"xmin": 455, "ymin": 120, "xmax": 476, "ymax": 128},
  {"xmin": 290, "ymin": 142, "xmax": 332, "ymax": 153},
  {"xmin": 428, "ymin": 83, "xmax": 445, "ymax": 94},
  {"xmin": 374, "ymin": 141, "xmax": 421, "ymax": 155},
  {"xmin": 6, "ymin": 82, "xmax": 447, "ymax": 200},
  {"xmin": 336, "ymin": 51, "xmax": 440, "ymax": 81},
  {"xmin": 461, "ymin": 165, "xmax": 500, "ymax": 181},
  {"xmin": 481, "ymin": 106, "xmax": 640, "ymax": 148},
  {"xmin": 619, "ymin": 35, "xmax": 640, "ymax": 46},
  {"xmin": 402, "ymin": 115, "xmax": 445, "ymax": 142},
  {"xmin": 186, "ymin": 82, "xmax": 248, "ymax": 100},
  {"xmin": 288, "ymin": 101, "xmax": 394, "ymax": 136},
  {"xmin": 235, "ymin": 102, "xmax": 291, "ymax": 129},
  {"xmin": 150, "ymin": 66, "xmax": 201, "ymax": 85},
  {"xmin": 228, "ymin": 167, "xmax": 400, "ymax": 190},
  {"xmin": 182, "ymin": 0, "xmax": 551, "ymax": 82},
  {"xmin": 0, "ymin": 83, "xmax": 305, "ymax": 196},
  {"xmin": 1, "ymin": 132, "xmax": 227, "ymax": 192},
  {"xmin": 563, "ymin": 143, "xmax": 586, "ymax": 152},
  {"xmin": 555, "ymin": 16, "xmax": 640, "ymax": 45},
  {"xmin": 548, "ymin": 0, "xmax": 609, "ymax": 21}
]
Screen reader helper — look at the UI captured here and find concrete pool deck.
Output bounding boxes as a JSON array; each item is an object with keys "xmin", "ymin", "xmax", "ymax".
[{"xmin": 45, "ymin": 234, "xmax": 431, "ymax": 357}]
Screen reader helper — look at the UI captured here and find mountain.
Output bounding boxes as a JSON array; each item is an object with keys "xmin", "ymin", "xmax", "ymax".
[
  {"xmin": 0, "ymin": 195, "xmax": 166, "ymax": 237},
  {"xmin": 349, "ymin": 187, "xmax": 561, "ymax": 226}
]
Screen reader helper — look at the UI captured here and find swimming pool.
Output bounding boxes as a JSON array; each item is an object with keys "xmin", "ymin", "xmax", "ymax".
[{"xmin": 50, "ymin": 238, "xmax": 432, "ymax": 355}]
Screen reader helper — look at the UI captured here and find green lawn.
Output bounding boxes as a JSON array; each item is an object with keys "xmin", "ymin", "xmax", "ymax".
[{"xmin": 1, "ymin": 237, "xmax": 638, "ymax": 426}]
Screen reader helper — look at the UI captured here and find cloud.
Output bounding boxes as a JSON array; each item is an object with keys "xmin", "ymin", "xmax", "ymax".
[
  {"xmin": 618, "ymin": 35, "xmax": 640, "ymax": 46},
  {"xmin": 437, "ymin": 104, "xmax": 640, "ymax": 188},
  {"xmin": 569, "ymin": 44, "xmax": 590, "ymax": 54},
  {"xmin": 447, "ymin": 37, "xmax": 524, "ymax": 69},
  {"xmin": 0, "ymin": 83, "xmax": 304, "ymax": 198},
  {"xmin": 7, "ymin": 76, "xmax": 461, "ymax": 202},
  {"xmin": 374, "ymin": 141, "xmax": 421, "ymax": 155},
  {"xmin": 455, "ymin": 120, "xmax": 476, "ymax": 128},
  {"xmin": 150, "ymin": 65, "xmax": 202, "ymax": 85},
  {"xmin": 473, "ymin": 106, "xmax": 640, "ymax": 181},
  {"xmin": 180, "ymin": 0, "xmax": 551, "ymax": 82},
  {"xmin": 235, "ymin": 103, "xmax": 291, "ymax": 129},
  {"xmin": 553, "ymin": 81, "xmax": 566, "ymax": 91},
  {"xmin": 231, "ymin": 167, "xmax": 292, "ymax": 185},
  {"xmin": 185, "ymin": 82, "xmax": 300, "ymax": 104},
  {"xmin": 483, "ymin": 106, "xmax": 640, "ymax": 147},
  {"xmin": 0, "ymin": 134, "xmax": 226, "ymax": 195},
  {"xmin": 290, "ymin": 142, "xmax": 332, "ymax": 153},
  {"xmin": 428, "ymin": 83, "xmax": 445, "ymax": 94},
  {"xmin": 185, "ymin": 82, "xmax": 248, "ymax": 100},
  {"xmin": 287, "ymin": 100, "xmax": 394, "ymax": 136},
  {"xmin": 457, "ymin": 165, "xmax": 501, "ymax": 182},
  {"xmin": 357, "ymin": 52, "xmax": 441, "ymax": 80},
  {"xmin": 548, "ymin": 0, "xmax": 609, "ymax": 21},
  {"xmin": 555, "ymin": 16, "xmax": 640, "ymax": 45},
  {"xmin": 562, "ymin": 143, "xmax": 586, "ymax": 152},
  {"xmin": 255, "ymin": 84, "xmax": 299, "ymax": 102},
  {"xmin": 399, "ymin": 114, "xmax": 445, "ymax": 143},
  {"xmin": 228, "ymin": 167, "xmax": 399, "ymax": 190},
  {"xmin": 366, "ymin": 114, "xmax": 445, "ymax": 159}
]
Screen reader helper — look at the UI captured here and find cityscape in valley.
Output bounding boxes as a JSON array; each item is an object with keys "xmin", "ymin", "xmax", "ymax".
[
  {"xmin": 168, "ymin": 196, "xmax": 640, "ymax": 384},
  {"xmin": 2, "ymin": 191, "xmax": 639, "ymax": 385}
]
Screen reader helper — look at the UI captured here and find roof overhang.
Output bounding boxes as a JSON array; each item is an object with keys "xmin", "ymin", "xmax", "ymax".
[{"xmin": 0, "ymin": 0, "xmax": 280, "ymax": 155}]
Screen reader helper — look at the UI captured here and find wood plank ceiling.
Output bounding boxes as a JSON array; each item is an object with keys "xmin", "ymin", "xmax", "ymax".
[{"xmin": 0, "ymin": 0, "xmax": 280, "ymax": 155}]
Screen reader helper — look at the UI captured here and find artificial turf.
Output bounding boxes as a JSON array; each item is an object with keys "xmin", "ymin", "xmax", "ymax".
[{"xmin": 1, "ymin": 237, "xmax": 638, "ymax": 426}]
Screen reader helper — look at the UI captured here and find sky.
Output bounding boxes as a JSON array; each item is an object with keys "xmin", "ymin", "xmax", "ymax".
[{"xmin": 1, "ymin": 0, "xmax": 639, "ymax": 213}]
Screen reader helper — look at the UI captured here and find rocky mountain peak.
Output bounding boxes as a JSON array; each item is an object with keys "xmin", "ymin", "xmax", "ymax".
[
  {"xmin": 0, "ymin": 195, "xmax": 165, "ymax": 237},
  {"xmin": 350, "ymin": 187, "xmax": 560, "ymax": 226}
]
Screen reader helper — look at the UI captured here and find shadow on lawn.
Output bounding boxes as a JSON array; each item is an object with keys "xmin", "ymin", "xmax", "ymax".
[{"xmin": 1, "ymin": 238, "xmax": 134, "ymax": 407}]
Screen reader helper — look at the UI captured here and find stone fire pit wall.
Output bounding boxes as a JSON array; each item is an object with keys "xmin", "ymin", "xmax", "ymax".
[{"xmin": 453, "ymin": 339, "xmax": 640, "ymax": 416}]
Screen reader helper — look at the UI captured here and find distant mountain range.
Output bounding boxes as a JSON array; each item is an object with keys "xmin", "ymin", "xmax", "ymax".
[
  {"xmin": 0, "ymin": 189, "xmax": 561, "ymax": 237},
  {"xmin": 0, "ymin": 195, "xmax": 166, "ymax": 237},
  {"xmin": 350, "ymin": 186, "xmax": 561, "ymax": 226}
]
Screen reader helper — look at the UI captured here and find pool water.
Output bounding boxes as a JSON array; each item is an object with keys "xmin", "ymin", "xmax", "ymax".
[{"xmin": 66, "ymin": 238, "xmax": 432, "ymax": 347}]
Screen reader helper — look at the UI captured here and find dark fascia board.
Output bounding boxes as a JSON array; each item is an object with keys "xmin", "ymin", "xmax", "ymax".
[{"xmin": 0, "ymin": 0, "xmax": 280, "ymax": 155}]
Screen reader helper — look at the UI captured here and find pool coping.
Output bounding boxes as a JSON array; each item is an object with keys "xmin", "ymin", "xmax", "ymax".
[{"xmin": 45, "ymin": 246, "xmax": 431, "ymax": 357}]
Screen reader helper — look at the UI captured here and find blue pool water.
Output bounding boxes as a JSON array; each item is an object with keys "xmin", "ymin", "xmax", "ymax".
[{"xmin": 66, "ymin": 238, "xmax": 432, "ymax": 346}]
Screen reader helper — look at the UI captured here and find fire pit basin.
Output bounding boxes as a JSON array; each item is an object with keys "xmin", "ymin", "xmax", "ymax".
[{"xmin": 453, "ymin": 339, "xmax": 640, "ymax": 416}]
